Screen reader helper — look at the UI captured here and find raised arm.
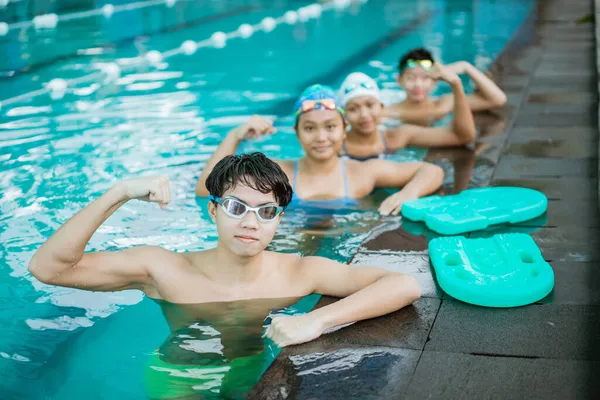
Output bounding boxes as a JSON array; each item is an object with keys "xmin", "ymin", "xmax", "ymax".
[
  {"xmin": 195, "ymin": 115, "xmax": 277, "ymax": 197},
  {"xmin": 448, "ymin": 61, "xmax": 507, "ymax": 111},
  {"xmin": 28, "ymin": 176, "xmax": 173, "ymax": 292},
  {"xmin": 387, "ymin": 64, "xmax": 476, "ymax": 148},
  {"xmin": 367, "ymin": 159, "xmax": 443, "ymax": 216},
  {"xmin": 265, "ymin": 256, "xmax": 420, "ymax": 347}
]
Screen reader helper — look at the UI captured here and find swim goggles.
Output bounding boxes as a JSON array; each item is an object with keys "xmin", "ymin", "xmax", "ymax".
[
  {"xmin": 343, "ymin": 81, "xmax": 376, "ymax": 94},
  {"xmin": 403, "ymin": 59, "xmax": 434, "ymax": 71},
  {"xmin": 209, "ymin": 195, "xmax": 284, "ymax": 223},
  {"xmin": 295, "ymin": 98, "xmax": 345, "ymax": 117}
]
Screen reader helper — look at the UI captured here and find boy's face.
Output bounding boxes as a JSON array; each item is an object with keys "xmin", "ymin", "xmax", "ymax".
[
  {"xmin": 209, "ymin": 182, "xmax": 282, "ymax": 257},
  {"xmin": 295, "ymin": 110, "xmax": 346, "ymax": 161},
  {"xmin": 398, "ymin": 66, "xmax": 435, "ymax": 102},
  {"xmin": 345, "ymin": 95, "xmax": 383, "ymax": 134}
]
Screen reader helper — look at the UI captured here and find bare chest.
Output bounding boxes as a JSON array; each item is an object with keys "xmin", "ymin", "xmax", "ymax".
[{"xmin": 147, "ymin": 265, "xmax": 312, "ymax": 304}]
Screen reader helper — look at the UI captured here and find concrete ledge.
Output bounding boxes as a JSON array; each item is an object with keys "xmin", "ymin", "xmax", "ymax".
[{"xmin": 596, "ymin": 0, "xmax": 600, "ymax": 206}]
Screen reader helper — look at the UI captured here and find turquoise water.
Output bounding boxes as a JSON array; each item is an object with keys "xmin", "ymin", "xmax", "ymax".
[{"xmin": 0, "ymin": 0, "xmax": 534, "ymax": 398}]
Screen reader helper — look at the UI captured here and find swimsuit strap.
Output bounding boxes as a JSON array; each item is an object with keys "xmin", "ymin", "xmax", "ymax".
[
  {"xmin": 292, "ymin": 160, "xmax": 299, "ymax": 191},
  {"xmin": 340, "ymin": 159, "xmax": 350, "ymax": 199},
  {"xmin": 379, "ymin": 130, "xmax": 390, "ymax": 152}
]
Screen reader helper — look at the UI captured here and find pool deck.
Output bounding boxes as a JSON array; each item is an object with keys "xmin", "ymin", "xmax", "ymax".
[{"xmin": 250, "ymin": 0, "xmax": 600, "ymax": 398}]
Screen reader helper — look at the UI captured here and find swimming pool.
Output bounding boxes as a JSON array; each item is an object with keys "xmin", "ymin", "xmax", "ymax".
[{"xmin": 0, "ymin": 0, "xmax": 534, "ymax": 398}]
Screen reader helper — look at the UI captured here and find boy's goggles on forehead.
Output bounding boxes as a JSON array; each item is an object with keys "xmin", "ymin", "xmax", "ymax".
[
  {"xmin": 209, "ymin": 196, "xmax": 283, "ymax": 222},
  {"xmin": 403, "ymin": 59, "xmax": 434, "ymax": 71}
]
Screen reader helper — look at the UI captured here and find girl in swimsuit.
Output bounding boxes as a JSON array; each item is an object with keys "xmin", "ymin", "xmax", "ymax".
[
  {"xmin": 196, "ymin": 84, "xmax": 444, "ymax": 216},
  {"xmin": 339, "ymin": 68, "xmax": 477, "ymax": 161}
]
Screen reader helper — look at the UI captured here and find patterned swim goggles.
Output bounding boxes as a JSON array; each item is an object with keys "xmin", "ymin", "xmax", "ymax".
[
  {"xmin": 209, "ymin": 195, "xmax": 284, "ymax": 223},
  {"xmin": 403, "ymin": 59, "xmax": 434, "ymax": 71},
  {"xmin": 343, "ymin": 81, "xmax": 376, "ymax": 94},
  {"xmin": 295, "ymin": 98, "xmax": 345, "ymax": 117}
]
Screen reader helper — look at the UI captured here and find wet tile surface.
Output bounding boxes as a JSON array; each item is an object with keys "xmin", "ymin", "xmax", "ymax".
[
  {"xmin": 359, "ymin": 219, "xmax": 433, "ymax": 253},
  {"xmin": 513, "ymin": 200, "xmax": 600, "ymax": 228},
  {"xmin": 490, "ymin": 177, "xmax": 598, "ymax": 200},
  {"xmin": 527, "ymin": 92, "xmax": 597, "ymax": 105},
  {"xmin": 493, "ymin": 155, "xmax": 598, "ymax": 178},
  {"xmin": 517, "ymin": 103, "xmax": 597, "ymax": 115},
  {"xmin": 503, "ymin": 137, "xmax": 597, "ymax": 158},
  {"xmin": 308, "ymin": 296, "xmax": 440, "ymax": 350},
  {"xmin": 405, "ymin": 352, "xmax": 600, "ymax": 400},
  {"xmin": 250, "ymin": 346, "xmax": 421, "ymax": 400},
  {"xmin": 469, "ymin": 226, "xmax": 600, "ymax": 262},
  {"xmin": 514, "ymin": 112, "xmax": 597, "ymax": 128},
  {"xmin": 425, "ymin": 299, "xmax": 600, "ymax": 360},
  {"xmin": 507, "ymin": 126, "xmax": 598, "ymax": 141},
  {"xmin": 351, "ymin": 252, "xmax": 443, "ymax": 298},
  {"xmin": 540, "ymin": 262, "xmax": 600, "ymax": 305}
]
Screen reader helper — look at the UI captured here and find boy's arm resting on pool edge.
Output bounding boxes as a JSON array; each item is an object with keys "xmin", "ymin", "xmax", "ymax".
[
  {"xmin": 195, "ymin": 115, "xmax": 277, "ymax": 197},
  {"xmin": 264, "ymin": 257, "xmax": 421, "ymax": 347},
  {"xmin": 369, "ymin": 160, "xmax": 444, "ymax": 216},
  {"xmin": 28, "ymin": 177, "xmax": 172, "ymax": 292}
]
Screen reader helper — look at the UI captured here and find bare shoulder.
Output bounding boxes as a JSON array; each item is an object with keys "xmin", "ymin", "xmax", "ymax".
[
  {"xmin": 344, "ymin": 158, "xmax": 380, "ymax": 196},
  {"xmin": 268, "ymin": 251, "xmax": 303, "ymax": 270},
  {"xmin": 276, "ymin": 159, "xmax": 295, "ymax": 179},
  {"xmin": 343, "ymin": 158, "xmax": 364, "ymax": 174},
  {"xmin": 141, "ymin": 246, "xmax": 191, "ymax": 272},
  {"xmin": 271, "ymin": 253, "xmax": 336, "ymax": 276},
  {"xmin": 297, "ymin": 255, "xmax": 339, "ymax": 269},
  {"xmin": 384, "ymin": 126, "xmax": 412, "ymax": 148},
  {"xmin": 382, "ymin": 102, "xmax": 406, "ymax": 118},
  {"xmin": 344, "ymin": 157, "xmax": 372, "ymax": 179}
]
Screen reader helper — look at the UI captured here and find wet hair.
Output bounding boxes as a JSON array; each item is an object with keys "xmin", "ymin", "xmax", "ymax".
[
  {"xmin": 398, "ymin": 47, "xmax": 434, "ymax": 73},
  {"xmin": 205, "ymin": 152, "xmax": 293, "ymax": 207}
]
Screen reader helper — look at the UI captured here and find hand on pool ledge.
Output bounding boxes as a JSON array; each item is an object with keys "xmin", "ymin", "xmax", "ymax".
[
  {"xmin": 263, "ymin": 314, "xmax": 325, "ymax": 348},
  {"xmin": 379, "ymin": 191, "xmax": 418, "ymax": 216},
  {"xmin": 378, "ymin": 162, "xmax": 443, "ymax": 216}
]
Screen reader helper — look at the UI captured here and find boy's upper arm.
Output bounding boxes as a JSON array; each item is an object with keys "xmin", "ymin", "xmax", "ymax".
[
  {"xmin": 365, "ymin": 159, "xmax": 423, "ymax": 188},
  {"xmin": 48, "ymin": 246, "xmax": 171, "ymax": 292},
  {"xmin": 467, "ymin": 93, "xmax": 497, "ymax": 112},
  {"xmin": 299, "ymin": 256, "xmax": 387, "ymax": 298},
  {"xmin": 397, "ymin": 123, "xmax": 466, "ymax": 148}
]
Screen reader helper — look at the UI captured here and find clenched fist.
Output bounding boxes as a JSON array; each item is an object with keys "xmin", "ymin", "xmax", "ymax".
[
  {"xmin": 118, "ymin": 176, "xmax": 171, "ymax": 209},
  {"xmin": 234, "ymin": 115, "xmax": 277, "ymax": 140}
]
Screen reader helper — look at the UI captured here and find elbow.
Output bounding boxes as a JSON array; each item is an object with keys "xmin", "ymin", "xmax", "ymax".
[
  {"xmin": 459, "ymin": 123, "xmax": 476, "ymax": 145},
  {"xmin": 28, "ymin": 255, "xmax": 54, "ymax": 284},
  {"xmin": 493, "ymin": 92, "xmax": 507, "ymax": 108},
  {"xmin": 456, "ymin": 129, "xmax": 475, "ymax": 146},
  {"xmin": 424, "ymin": 163, "xmax": 444, "ymax": 192}
]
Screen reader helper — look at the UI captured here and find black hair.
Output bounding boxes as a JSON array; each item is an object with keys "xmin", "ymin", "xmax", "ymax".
[
  {"xmin": 205, "ymin": 152, "xmax": 293, "ymax": 207},
  {"xmin": 398, "ymin": 47, "xmax": 434, "ymax": 73}
]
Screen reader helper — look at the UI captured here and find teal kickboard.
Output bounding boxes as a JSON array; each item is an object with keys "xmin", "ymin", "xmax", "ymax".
[
  {"xmin": 401, "ymin": 187, "xmax": 548, "ymax": 235},
  {"xmin": 429, "ymin": 234, "xmax": 554, "ymax": 307}
]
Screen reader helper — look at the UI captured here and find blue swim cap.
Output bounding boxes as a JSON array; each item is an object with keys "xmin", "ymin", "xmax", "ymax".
[{"xmin": 293, "ymin": 84, "xmax": 345, "ymax": 123}]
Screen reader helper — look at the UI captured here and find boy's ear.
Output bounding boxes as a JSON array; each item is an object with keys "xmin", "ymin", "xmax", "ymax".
[{"xmin": 208, "ymin": 201, "xmax": 217, "ymax": 223}]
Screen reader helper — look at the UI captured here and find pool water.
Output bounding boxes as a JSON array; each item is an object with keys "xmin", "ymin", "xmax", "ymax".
[{"xmin": 0, "ymin": 0, "xmax": 534, "ymax": 398}]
